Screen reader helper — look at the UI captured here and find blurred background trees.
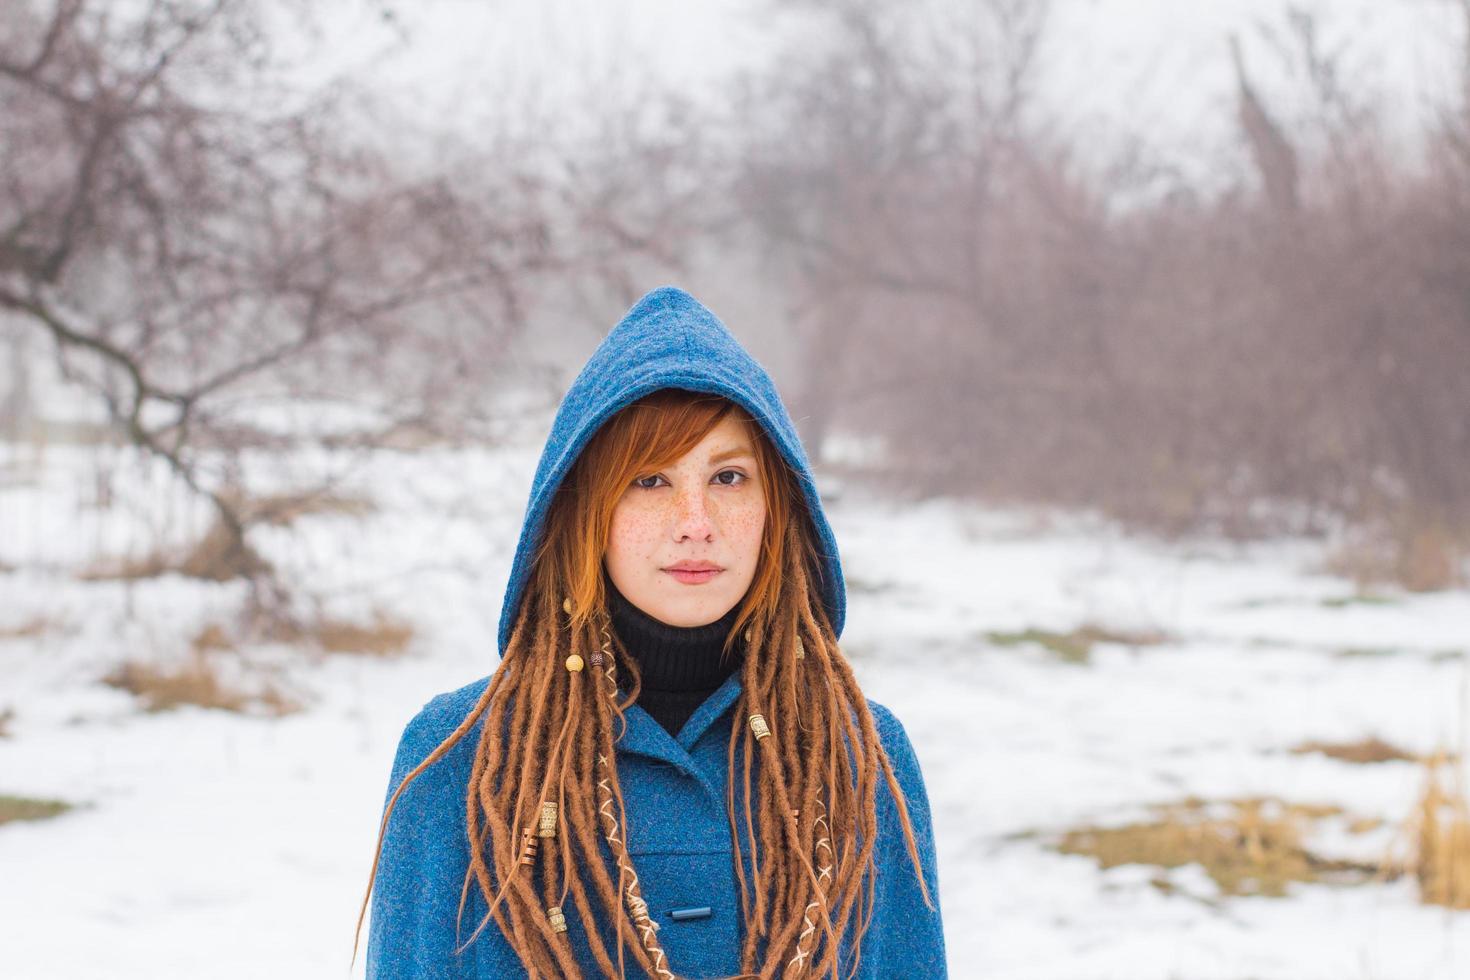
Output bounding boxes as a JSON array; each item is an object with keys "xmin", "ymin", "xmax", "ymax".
[{"xmin": 4, "ymin": 0, "xmax": 1468, "ymax": 602}]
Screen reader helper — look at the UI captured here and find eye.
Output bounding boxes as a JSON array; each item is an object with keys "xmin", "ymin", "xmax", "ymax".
[
  {"xmin": 633, "ymin": 474, "xmax": 666, "ymax": 490},
  {"xmin": 713, "ymin": 469, "xmax": 748, "ymax": 487}
]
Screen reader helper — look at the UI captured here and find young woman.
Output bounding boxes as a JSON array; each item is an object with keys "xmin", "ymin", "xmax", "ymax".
[{"xmin": 355, "ymin": 286, "xmax": 946, "ymax": 978}]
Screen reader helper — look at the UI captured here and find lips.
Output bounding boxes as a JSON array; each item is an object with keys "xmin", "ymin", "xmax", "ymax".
[
  {"xmin": 663, "ymin": 561, "xmax": 723, "ymax": 585},
  {"xmin": 663, "ymin": 561, "xmax": 723, "ymax": 572}
]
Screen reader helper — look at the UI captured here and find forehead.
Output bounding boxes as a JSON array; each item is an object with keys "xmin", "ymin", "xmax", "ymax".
[{"xmin": 685, "ymin": 414, "xmax": 757, "ymax": 459}]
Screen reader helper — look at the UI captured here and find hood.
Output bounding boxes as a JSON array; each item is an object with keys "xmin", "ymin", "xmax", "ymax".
[{"xmin": 496, "ymin": 285, "xmax": 846, "ymax": 655}]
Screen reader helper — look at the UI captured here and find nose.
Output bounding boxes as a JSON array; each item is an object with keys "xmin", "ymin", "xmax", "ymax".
[{"xmin": 670, "ymin": 485, "xmax": 715, "ymax": 542}]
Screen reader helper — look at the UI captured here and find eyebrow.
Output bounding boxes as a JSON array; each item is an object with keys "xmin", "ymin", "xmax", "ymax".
[{"xmin": 708, "ymin": 446, "xmax": 756, "ymax": 465}]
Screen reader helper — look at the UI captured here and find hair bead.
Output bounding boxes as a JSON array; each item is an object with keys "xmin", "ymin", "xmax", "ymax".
[
  {"xmin": 563, "ymin": 596, "xmax": 573, "ymax": 615},
  {"xmin": 795, "ymin": 635, "xmax": 805, "ymax": 660},
  {"xmin": 566, "ymin": 653, "xmax": 584, "ymax": 672},
  {"xmin": 547, "ymin": 905, "xmax": 568, "ymax": 933},
  {"xmin": 748, "ymin": 712, "xmax": 771, "ymax": 740},
  {"xmin": 519, "ymin": 826, "xmax": 538, "ymax": 866},
  {"xmin": 538, "ymin": 800, "xmax": 558, "ymax": 838}
]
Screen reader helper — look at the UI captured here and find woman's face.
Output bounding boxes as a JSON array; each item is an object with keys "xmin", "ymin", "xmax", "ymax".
[{"xmin": 604, "ymin": 414, "xmax": 767, "ymax": 627}]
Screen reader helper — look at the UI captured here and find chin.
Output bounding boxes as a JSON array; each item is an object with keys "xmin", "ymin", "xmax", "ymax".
[{"xmin": 654, "ymin": 595, "xmax": 731, "ymax": 628}]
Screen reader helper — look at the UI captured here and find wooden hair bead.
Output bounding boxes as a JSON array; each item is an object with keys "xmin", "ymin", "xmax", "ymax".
[
  {"xmin": 565, "ymin": 653, "xmax": 584, "ymax": 672},
  {"xmin": 547, "ymin": 905, "xmax": 567, "ymax": 933},
  {"xmin": 748, "ymin": 712, "xmax": 771, "ymax": 741},
  {"xmin": 563, "ymin": 597, "xmax": 573, "ymax": 615},
  {"xmin": 538, "ymin": 800, "xmax": 558, "ymax": 838},
  {"xmin": 519, "ymin": 826, "xmax": 538, "ymax": 866}
]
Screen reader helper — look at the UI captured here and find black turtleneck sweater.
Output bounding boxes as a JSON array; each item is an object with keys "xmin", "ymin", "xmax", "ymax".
[{"xmin": 605, "ymin": 577, "xmax": 745, "ymax": 738}]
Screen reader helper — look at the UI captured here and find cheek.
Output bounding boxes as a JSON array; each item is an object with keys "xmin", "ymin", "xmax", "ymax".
[
  {"xmin": 607, "ymin": 504, "xmax": 658, "ymax": 561},
  {"xmin": 727, "ymin": 501, "xmax": 767, "ymax": 558}
]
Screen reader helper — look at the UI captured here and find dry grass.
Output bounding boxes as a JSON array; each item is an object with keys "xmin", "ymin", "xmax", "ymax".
[
  {"xmin": 1319, "ymin": 593, "xmax": 1398, "ymax": 609},
  {"xmin": 264, "ymin": 607, "xmax": 415, "ymax": 657},
  {"xmin": 1290, "ymin": 735, "xmax": 1429, "ymax": 765},
  {"xmin": 1060, "ymin": 759, "xmax": 1470, "ymax": 910},
  {"xmin": 78, "ymin": 516, "xmax": 271, "ymax": 583},
  {"xmin": 985, "ymin": 622, "xmax": 1171, "ymax": 664},
  {"xmin": 218, "ymin": 488, "xmax": 376, "ymax": 527},
  {"xmin": 77, "ymin": 551, "xmax": 171, "ymax": 581},
  {"xmin": 191, "ymin": 622, "xmax": 235, "ymax": 655},
  {"xmin": 101, "ymin": 655, "xmax": 300, "ymax": 716},
  {"xmin": 1323, "ymin": 518, "xmax": 1468, "ymax": 593},
  {"xmin": 312, "ymin": 612, "xmax": 414, "ymax": 656},
  {"xmin": 1381, "ymin": 749, "xmax": 1470, "ymax": 909},
  {"xmin": 0, "ymin": 794, "xmax": 74, "ymax": 826},
  {"xmin": 0, "ymin": 615, "xmax": 64, "ymax": 640},
  {"xmin": 177, "ymin": 519, "xmax": 272, "ymax": 581},
  {"xmin": 1056, "ymin": 795, "xmax": 1380, "ymax": 897}
]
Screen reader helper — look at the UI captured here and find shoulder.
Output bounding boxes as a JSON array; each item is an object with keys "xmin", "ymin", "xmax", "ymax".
[
  {"xmin": 382, "ymin": 674, "xmax": 493, "ymax": 812},
  {"xmin": 398, "ymin": 674, "xmax": 493, "ymax": 746},
  {"xmin": 862, "ymin": 698, "xmax": 936, "ymax": 844},
  {"xmin": 864, "ymin": 697, "xmax": 925, "ymax": 775}
]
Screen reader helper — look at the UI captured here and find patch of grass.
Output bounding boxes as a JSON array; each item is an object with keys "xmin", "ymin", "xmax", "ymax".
[
  {"xmin": 191, "ymin": 622, "xmax": 235, "ymax": 655},
  {"xmin": 1054, "ymin": 796, "xmax": 1380, "ymax": 897},
  {"xmin": 220, "ymin": 488, "xmax": 376, "ymax": 527},
  {"xmin": 1385, "ymin": 749, "xmax": 1470, "ymax": 909},
  {"xmin": 1319, "ymin": 593, "xmax": 1399, "ymax": 609},
  {"xmin": 1333, "ymin": 646, "xmax": 1399, "ymax": 659},
  {"xmin": 266, "ymin": 607, "xmax": 415, "ymax": 657},
  {"xmin": 985, "ymin": 622, "xmax": 1170, "ymax": 665},
  {"xmin": 1322, "ymin": 519, "xmax": 1468, "ymax": 593},
  {"xmin": 0, "ymin": 793, "xmax": 75, "ymax": 826},
  {"xmin": 844, "ymin": 575, "xmax": 898, "ymax": 596},
  {"xmin": 77, "ymin": 551, "xmax": 170, "ymax": 581},
  {"xmin": 313, "ymin": 614, "xmax": 414, "ymax": 656},
  {"xmin": 178, "ymin": 519, "xmax": 272, "ymax": 581},
  {"xmin": 78, "ymin": 515, "xmax": 272, "ymax": 583},
  {"xmin": 101, "ymin": 656, "xmax": 300, "ymax": 716},
  {"xmin": 1290, "ymin": 735, "xmax": 1427, "ymax": 765},
  {"xmin": 1230, "ymin": 596, "xmax": 1295, "ymax": 610},
  {"xmin": 0, "ymin": 615, "xmax": 63, "ymax": 640}
]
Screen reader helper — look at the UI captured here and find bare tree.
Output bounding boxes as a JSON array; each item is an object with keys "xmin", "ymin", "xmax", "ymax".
[
  {"xmin": 725, "ymin": 0, "xmax": 1469, "ymax": 579},
  {"xmin": 732, "ymin": 0, "xmax": 1052, "ymax": 458},
  {"xmin": 1228, "ymin": 33, "xmax": 1300, "ymax": 214},
  {"xmin": 0, "ymin": 0, "xmax": 699, "ymax": 620}
]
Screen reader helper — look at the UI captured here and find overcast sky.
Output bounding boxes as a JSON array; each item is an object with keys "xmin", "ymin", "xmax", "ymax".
[{"xmin": 292, "ymin": 0, "xmax": 1465, "ymax": 191}]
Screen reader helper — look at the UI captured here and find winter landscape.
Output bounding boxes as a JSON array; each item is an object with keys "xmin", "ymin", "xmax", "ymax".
[
  {"xmin": 5, "ymin": 0, "xmax": 1470, "ymax": 977},
  {"xmin": 1, "ymin": 426, "xmax": 1467, "ymax": 978}
]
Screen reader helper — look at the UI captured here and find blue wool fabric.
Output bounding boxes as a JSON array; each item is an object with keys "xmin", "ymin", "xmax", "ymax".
[{"xmin": 366, "ymin": 286, "xmax": 948, "ymax": 978}]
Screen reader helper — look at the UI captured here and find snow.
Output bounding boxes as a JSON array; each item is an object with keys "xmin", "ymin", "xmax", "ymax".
[{"xmin": 2, "ymin": 429, "xmax": 1468, "ymax": 979}]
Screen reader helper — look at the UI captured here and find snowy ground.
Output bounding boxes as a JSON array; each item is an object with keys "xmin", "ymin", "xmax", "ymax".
[{"xmin": 1, "ymin": 433, "xmax": 1468, "ymax": 979}]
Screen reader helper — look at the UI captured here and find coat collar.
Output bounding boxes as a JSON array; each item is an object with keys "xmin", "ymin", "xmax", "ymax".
[{"xmin": 613, "ymin": 671, "xmax": 744, "ymax": 794}]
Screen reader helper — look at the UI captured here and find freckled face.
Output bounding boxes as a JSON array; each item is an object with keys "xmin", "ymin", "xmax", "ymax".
[{"xmin": 603, "ymin": 415, "xmax": 767, "ymax": 627}]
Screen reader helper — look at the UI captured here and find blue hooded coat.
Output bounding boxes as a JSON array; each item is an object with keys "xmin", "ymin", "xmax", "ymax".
[{"xmin": 365, "ymin": 286, "xmax": 947, "ymax": 978}]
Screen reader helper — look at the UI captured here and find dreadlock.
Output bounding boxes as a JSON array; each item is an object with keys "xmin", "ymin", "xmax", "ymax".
[{"xmin": 353, "ymin": 389, "xmax": 933, "ymax": 978}]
